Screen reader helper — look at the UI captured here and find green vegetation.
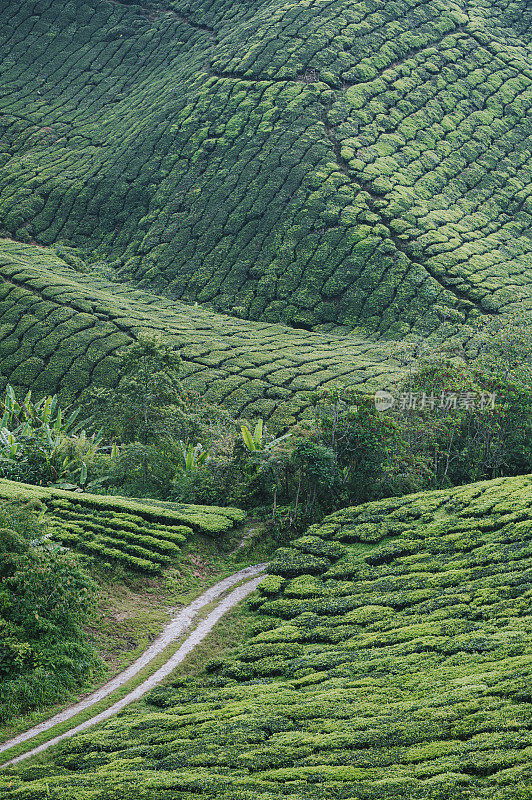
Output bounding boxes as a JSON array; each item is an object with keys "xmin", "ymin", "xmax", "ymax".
[
  {"xmin": 0, "ymin": 384, "xmax": 90, "ymax": 487},
  {"xmin": 3, "ymin": 474, "xmax": 532, "ymax": 797},
  {"xmin": 0, "ymin": 480, "xmax": 245, "ymax": 574},
  {"xmin": 2, "ymin": 0, "xmax": 532, "ymax": 793},
  {"xmin": 1, "ymin": 0, "xmax": 532, "ymax": 335},
  {"xmin": 0, "ymin": 0, "xmax": 532, "ymax": 425},
  {"xmin": 81, "ymin": 337, "xmax": 182, "ymax": 446},
  {"xmin": 3, "ymin": 320, "xmax": 532, "ymax": 537},
  {"xmin": 0, "ymin": 501, "xmax": 98, "ymax": 725},
  {"xmin": 393, "ymin": 357, "xmax": 532, "ymax": 487},
  {"xmin": 165, "ymin": 339, "xmax": 532, "ymax": 531},
  {"xmin": 0, "ymin": 556, "xmax": 262, "ymax": 762}
]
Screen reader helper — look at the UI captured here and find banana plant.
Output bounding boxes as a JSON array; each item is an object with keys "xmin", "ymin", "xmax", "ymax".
[
  {"xmin": 0, "ymin": 385, "xmax": 84, "ymax": 439},
  {"xmin": 0, "ymin": 385, "xmax": 88, "ymax": 486},
  {"xmin": 241, "ymin": 419, "xmax": 264, "ymax": 452},
  {"xmin": 178, "ymin": 441, "xmax": 209, "ymax": 473},
  {"xmin": 241, "ymin": 419, "xmax": 291, "ymax": 453},
  {"xmin": 0, "ymin": 427, "xmax": 20, "ymax": 458}
]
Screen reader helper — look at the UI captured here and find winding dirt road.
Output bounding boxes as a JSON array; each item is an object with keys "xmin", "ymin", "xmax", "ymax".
[{"xmin": 0, "ymin": 563, "xmax": 267, "ymax": 768}]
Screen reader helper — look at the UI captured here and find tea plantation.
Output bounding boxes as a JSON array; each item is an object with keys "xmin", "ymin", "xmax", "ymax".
[
  {"xmin": 0, "ymin": 478, "xmax": 245, "ymax": 573},
  {"xmin": 2, "ymin": 0, "xmax": 532, "ymax": 337},
  {"xmin": 0, "ymin": 238, "xmax": 402, "ymax": 426},
  {"xmin": 2, "ymin": 0, "xmax": 532, "ymax": 793},
  {"xmin": 3, "ymin": 474, "xmax": 532, "ymax": 798}
]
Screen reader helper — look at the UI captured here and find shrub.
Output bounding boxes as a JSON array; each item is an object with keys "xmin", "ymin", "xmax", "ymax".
[{"xmin": 0, "ymin": 501, "xmax": 99, "ymax": 722}]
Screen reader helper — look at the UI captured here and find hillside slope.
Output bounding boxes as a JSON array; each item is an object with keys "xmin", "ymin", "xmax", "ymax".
[
  {"xmin": 0, "ymin": 238, "xmax": 401, "ymax": 425},
  {"xmin": 3, "ymin": 474, "xmax": 532, "ymax": 798},
  {"xmin": 0, "ymin": 478, "xmax": 246, "ymax": 573},
  {"xmin": 1, "ymin": 0, "xmax": 532, "ymax": 334}
]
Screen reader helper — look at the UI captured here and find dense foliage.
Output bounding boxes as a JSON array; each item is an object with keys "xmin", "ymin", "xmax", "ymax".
[
  {"xmin": 82, "ymin": 338, "xmax": 183, "ymax": 446},
  {"xmin": 0, "ymin": 502, "xmax": 99, "ymax": 723},
  {"xmin": 155, "ymin": 325, "xmax": 532, "ymax": 532},
  {"xmin": 0, "ymin": 384, "xmax": 88, "ymax": 487}
]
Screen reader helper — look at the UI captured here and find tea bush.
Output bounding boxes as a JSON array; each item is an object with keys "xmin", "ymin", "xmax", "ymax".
[
  {"xmin": 0, "ymin": 479, "xmax": 245, "ymax": 573},
  {"xmin": 0, "ymin": 240, "xmax": 400, "ymax": 429}
]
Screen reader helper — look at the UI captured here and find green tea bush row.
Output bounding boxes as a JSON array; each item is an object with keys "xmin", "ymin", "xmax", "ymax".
[
  {"xmin": 0, "ymin": 479, "xmax": 242, "ymax": 572},
  {"xmin": 80, "ymin": 540, "xmax": 159, "ymax": 574},
  {"xmin": 48, "ymin": 505, "xmax": 190, "ymax": 543},
  {"xmin": 94, "ymin": 534, "xmax": 171, "ymax": 566}
]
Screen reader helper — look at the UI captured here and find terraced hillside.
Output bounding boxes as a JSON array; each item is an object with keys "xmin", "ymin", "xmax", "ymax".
[
  {"xmin": 0, "ymin": 238, "xmax": 401, "ymax": 426},
  {"xmin": 2, "ymin": 0, "xmax": 532, "ymax": 336},
  {"xmin": 3, "ymin": 474, "xmax": 532, "ymax": 798},
  {"xmin": 0, "ymin": 478, "xmax": 245, "ymax": 573}
]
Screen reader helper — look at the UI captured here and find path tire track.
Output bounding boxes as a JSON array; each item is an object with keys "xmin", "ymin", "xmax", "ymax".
[{"xmin": 0, "ymin": 564, "xmax": 267, "ymax": 768}]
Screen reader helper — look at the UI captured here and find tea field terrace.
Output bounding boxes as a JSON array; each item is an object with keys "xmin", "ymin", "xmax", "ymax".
[{"xmin": 0, "ymin": 478, "xmax": 245, "ymax": 574}]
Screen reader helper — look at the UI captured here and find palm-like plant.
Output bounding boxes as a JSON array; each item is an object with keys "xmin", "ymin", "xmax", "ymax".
[
  {"xmin": 0, "ymin": 385, "xmax": 83, "ymax": 447},
  {"xmin": 240, "ymin": 419, "xmax": 264, "ymax": 452},
  {"xmin": 0, "ymin": 385, "xmax": 87, "ymax": 485},
  {"xmin": 241, "ymin": 419, "xmax": 291, "ymax": 453},
  {"xmin": 178, "ymin": 441, "xmax": 209, "ymax": 473}
]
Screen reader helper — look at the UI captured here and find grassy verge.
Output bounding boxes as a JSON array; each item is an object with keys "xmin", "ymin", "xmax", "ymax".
[
  {"xmin": 0, "ymin": 566, "xmax": 264, "ymax": 768},
  {"xmin": 0, "ymin": 521, "xmax": 265, "ymax": 745},
  {"xmin": 150, "ymin": 595, "xmax": 258, "ymax": 686}
]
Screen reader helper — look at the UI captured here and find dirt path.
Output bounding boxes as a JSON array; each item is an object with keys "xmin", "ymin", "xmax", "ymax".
[{"xmin": 0, "ymin": 564, "xmax": 267, "ymax": 767}]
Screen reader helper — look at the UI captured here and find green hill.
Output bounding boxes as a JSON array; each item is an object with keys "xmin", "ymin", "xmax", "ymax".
[
  {"xmin": 0, "ymin": 238, "xmax": 401, "ymax": 425},
  {"xmin": 3, "ymin": 474, "xmax": 532, "ymax": 798},
  {"xmin": 2, "ymin": 0, "xmax": 532, "ymax": 337}
]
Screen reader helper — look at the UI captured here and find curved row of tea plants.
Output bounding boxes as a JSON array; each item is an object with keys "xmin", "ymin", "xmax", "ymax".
[
  {"xmin": 0, "ymin": 238, "xmax": 402, "ymax": 427},
  {"xmin": 0, "ymin": 479, "xmax": 245, "ymax": 573},
  {"xmin": 3, "ymin": 473, "xmax": 532, "ymax": 797}
]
